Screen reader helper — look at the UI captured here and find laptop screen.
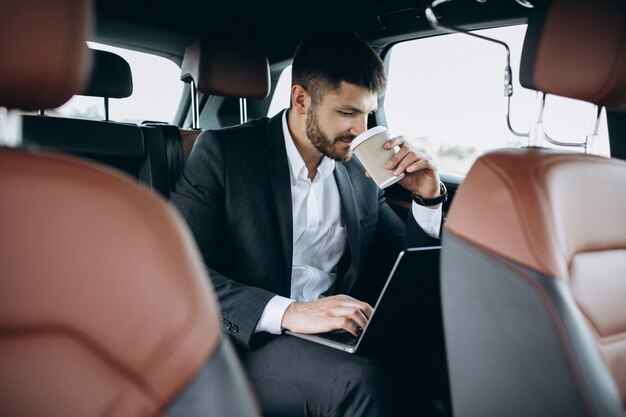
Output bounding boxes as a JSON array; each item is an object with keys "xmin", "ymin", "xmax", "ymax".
[{"xmin": 286, "ymin": 246, "xmax": 441, "ymax": 353}]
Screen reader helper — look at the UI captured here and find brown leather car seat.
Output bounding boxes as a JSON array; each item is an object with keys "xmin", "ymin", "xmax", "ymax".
[
  {"xmin": 0, "ymin": 1, "xmax": 260, "ymax": 416},
  {"xmin": 441, "ymin": 1, "xmax": 626, "ymax": 417}
]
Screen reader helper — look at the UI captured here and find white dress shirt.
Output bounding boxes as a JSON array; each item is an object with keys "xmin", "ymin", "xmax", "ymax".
[{"xmin": 255, "ymin": 111, "xmax": 442, "ymax": 334}]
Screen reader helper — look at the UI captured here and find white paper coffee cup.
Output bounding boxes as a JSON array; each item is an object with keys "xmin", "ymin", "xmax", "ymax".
[{"xmin": 350, "ymin": 126, "xmax": 404, "ymax": 189}]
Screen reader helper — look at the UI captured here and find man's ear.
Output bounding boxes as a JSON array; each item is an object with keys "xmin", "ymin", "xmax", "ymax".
[{"xmin": 291, "ymin": 84, "xmax": 310, "ymax": 115}]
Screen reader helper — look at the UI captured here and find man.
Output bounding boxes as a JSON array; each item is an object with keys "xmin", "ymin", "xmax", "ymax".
[{"xmin": 171, "ymin": 29, "xmax": 444, "ymax": 417}]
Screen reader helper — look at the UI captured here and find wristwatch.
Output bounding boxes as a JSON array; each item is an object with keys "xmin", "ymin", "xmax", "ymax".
[{"xmin": 411, "ymin": 182, "xmax": 448, "ymax": 206}]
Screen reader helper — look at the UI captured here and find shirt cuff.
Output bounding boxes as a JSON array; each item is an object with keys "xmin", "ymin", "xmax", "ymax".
[
  {"xmin": 254, "ymin": 295, "xmax": 295, "ymax": 334},
  {"xmin": 411, "ymin": 202, "xmax": 442, "ymax": 239}
]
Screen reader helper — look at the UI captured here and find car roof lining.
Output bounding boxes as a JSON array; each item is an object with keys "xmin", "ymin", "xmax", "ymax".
[{"xmin": 93, "ymin": 0, "xmax": 530, "ymax": 67}]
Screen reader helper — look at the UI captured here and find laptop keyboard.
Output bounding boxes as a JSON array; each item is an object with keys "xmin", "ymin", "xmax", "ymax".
[{"xmin": 318, "ymin": 330, "xmax": 359, "ymax": 346}]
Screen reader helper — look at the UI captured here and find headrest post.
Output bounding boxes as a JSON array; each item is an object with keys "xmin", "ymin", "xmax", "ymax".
[
  {"xmin": 104, "ymin": 97, "xmax": 109, "ymax": 121},
  {"xmin": 239, "ymin": 98, "xmax": 248, "ymax": 124},
  {"xmin": 585, "ymin": 105, "xmax": 604, "ymax": 155},
  {"xmin": 39, "ymin": 109, "xmax": 45, "ymax": 116},
  {"xmin": 529, "ymin": 92, "xmax": 588, "ymax": 149},
  {"xmin": 528, "ymin": 91, "xmax": 546, "ymax": 147},
  {"xmin": 190, "ymin": 80, "xmax": 200, "ymax": 129},
  {"xmin": 539, "ymin": 99, "xmax": 588, "ymax": 150},
  {"xmin": 0, "ymin": 109, "xmax": 23, "ymax": 147}
]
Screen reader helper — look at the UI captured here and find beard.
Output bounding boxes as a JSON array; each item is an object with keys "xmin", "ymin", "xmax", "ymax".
[{"xmin": 305, "ymin": 107, "xmax": 355, "ymax": 162}]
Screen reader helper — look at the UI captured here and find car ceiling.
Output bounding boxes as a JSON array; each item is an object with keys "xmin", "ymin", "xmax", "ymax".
[{"xmin": 94, "ymin": 0, "xmax": 530, "ymax": 66}]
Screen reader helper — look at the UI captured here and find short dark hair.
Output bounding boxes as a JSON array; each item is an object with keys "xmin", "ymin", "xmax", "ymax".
[{"xmin": 291, "ymin": 29, "xmax": 387, "ymax": 106}]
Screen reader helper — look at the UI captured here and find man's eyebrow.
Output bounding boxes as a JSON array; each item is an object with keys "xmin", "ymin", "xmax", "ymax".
[{"xmin": 338, "ymin": 105, "xmax": 378, "ymax": 113}]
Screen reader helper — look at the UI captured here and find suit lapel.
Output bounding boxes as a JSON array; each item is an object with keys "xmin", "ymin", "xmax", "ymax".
[
  {"xmin": 334, "ymin": 163, "xmax": 361, "ymax": 292},
  {"xmin": 265, "ymin": 111, "xmax": 293, "ymax": 277}
]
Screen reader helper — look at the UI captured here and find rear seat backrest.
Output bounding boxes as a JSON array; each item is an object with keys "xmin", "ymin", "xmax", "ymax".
[
  {"xmin": 22, "ymin": 114, "xmax": 145, "ymax": 177},
  {"xmin": 20, "ymin": 49, "xmax": 172, "ymax": 197},
  {"xmin": 82, "ymin": 38, "xmax": 272, "ymax": 197},
  {"xmin": 180, "ymin": 127, "xmax": 202, "ymax": 162}
]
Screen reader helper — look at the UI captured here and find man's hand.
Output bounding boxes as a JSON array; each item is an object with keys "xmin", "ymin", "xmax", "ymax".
[
  {"xmin": 378, "ymin": 136, "xmax": 441, "ymax": 202},
  {"xmin": 281, "ymin": 294, "xmax": 373, "ymax": 336}
]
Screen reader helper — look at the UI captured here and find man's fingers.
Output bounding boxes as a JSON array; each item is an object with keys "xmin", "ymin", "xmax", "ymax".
[
  {"xmin": 384, "ymin": 146, "xmax": 410, "ymax": 169},
  {"xmin": 393, "ymin": 153, "xmax": 420, "ymax": 176},
  {"xmin": 359, "ymin": 302, "xmax": 374, "ymax": 319},
  {"xmin": 385, "ymin": 148, "xmax": 432, "ymax": 175},
  {"xmin": 331, "ymin": 306, "xmax": 369, "ymax": 330},
  {"xmin": 333, "ymin": 316, "xmax": 363, "ymax": 337},
  {"xmin": 328, "ymin": 296, "xmax": 373, "ymax": 335},
  {"xmin": 335, "ymin": 296, "xmax": 374, "ymax": 319},
  {"xmin": 282, "ymin": 295, "xmax": 373, "ymax": 334},
  {"xmin": 384, "ymin": 138, "xmax": 403, "ymax": 150},
  {"xmin": 405, "ymin": 157, "xmax": 436, "ymax": 173}
]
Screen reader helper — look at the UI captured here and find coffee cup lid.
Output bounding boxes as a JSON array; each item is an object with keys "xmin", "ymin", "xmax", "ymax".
[{"xmin": 349, "ymin": 126, "xmax": 388, "ymax": 151}]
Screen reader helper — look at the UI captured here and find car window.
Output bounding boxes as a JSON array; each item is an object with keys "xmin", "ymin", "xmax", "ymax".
[
  {"xmin": 53, "ymin": 42, "xmax": 184, "ymax": 124},
  {"xmin": 385, "ymin": 24, "xmax": 610, "ymax": 176},
  {"xmin": 268, "ymin": 65, "xmax": 292, "ymax": 118}
]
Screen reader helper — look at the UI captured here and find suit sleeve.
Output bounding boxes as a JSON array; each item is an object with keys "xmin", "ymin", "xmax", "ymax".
[{"xmin": 170, "ymin": 132, "xmax": 275, "ymax": 349}]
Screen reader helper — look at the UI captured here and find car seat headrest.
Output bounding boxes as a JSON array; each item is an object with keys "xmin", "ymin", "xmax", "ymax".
[
  {"xmin": 0, "ymin": 0, "xmax": 92, "ymax": 110},
  {"xmin": 520, "ymin": 0, "xmax": 626, "ymax": 110},
  {"xmin": 81, "ymin": 49, "xmax": 133, "ymax": 99},
  {"xmin": 180, "ymin": 39, "xmax": 270, "ymax": 99}
]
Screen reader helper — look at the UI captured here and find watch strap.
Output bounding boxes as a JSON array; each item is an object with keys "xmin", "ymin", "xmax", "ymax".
[{"xmin": 411, "ymin": 182, "xmax": 448, "ymax": 206}]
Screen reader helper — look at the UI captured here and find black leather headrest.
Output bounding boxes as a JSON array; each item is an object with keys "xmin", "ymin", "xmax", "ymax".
[
  {"xmin": 180, "ymin": 39, "xmax": 270, "ymax": 99},
  {"xmin": 80, "ymin": 49, "xmax": 133, "ymax": 99},
  {"xmin": 520, "ymin": 0, "xmax": 626, "ymax": 110}
]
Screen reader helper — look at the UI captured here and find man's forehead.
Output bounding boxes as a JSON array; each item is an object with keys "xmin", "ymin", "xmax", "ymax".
[{"xmin": 322, "ymin": 81, "xmax": 378, "ymax": 112}]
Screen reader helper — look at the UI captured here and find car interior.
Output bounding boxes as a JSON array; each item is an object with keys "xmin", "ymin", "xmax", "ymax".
[{"xmin": 1, "ymin": 0, "xmax": 625, "ymax": 416}]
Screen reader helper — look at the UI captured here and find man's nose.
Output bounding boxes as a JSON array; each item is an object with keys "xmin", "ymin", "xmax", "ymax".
[{"xmin": 349, "ymin": 115, "xmax": 368, "ymax": 137}]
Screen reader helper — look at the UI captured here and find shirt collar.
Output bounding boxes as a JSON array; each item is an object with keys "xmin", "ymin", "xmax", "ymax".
[{"xmin": 282, "ymin": 110, "xmax": 335, "ymax": 184}]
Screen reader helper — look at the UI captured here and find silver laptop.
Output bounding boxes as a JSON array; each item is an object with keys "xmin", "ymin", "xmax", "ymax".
[{"xmin": 285, "ymin": 246, "xmax": 441, "ymax": 353}]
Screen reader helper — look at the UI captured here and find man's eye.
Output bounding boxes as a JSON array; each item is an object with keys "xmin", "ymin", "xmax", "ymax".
[{"xmin": 339, "ymin": 111, "xmax": 354, "ymax": 116}]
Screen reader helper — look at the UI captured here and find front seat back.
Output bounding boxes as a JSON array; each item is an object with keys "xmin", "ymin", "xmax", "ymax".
[
  {"xmin": 441, "ymin": 1, "xmax": 626, "ymax": 416},
  {"xmin": 0, "ymin": 1, "xmax": 259, "ymax": 416}
]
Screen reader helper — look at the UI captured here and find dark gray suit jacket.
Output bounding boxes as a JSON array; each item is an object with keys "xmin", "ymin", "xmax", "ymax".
[{"xmin": 171, "ymin": 110, "xmax": 439, "ymax": 348}]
